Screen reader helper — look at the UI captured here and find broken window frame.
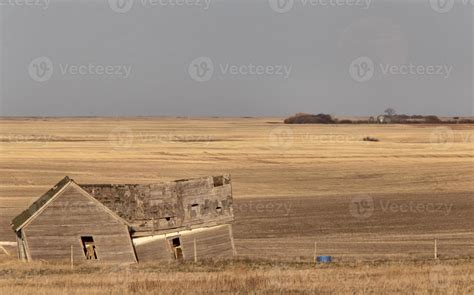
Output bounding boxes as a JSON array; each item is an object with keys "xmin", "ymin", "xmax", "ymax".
[
  {"xmin": 213, "ymin": 176, "xmax": 224, "ymax": 187},
  {"xmin": 80, "ymin": 236, "xmax": 98, "ymax": 260},
  {"xmin": 167, "ymin": 236, "xmax": 184, "ymax": 260}
]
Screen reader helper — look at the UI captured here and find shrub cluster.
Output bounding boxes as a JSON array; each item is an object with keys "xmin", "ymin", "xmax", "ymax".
[
  {"xmin": 363, "ymin": 137, "xmax": 379, "ymax": 142},
  {"xmin": 284, "ymin": 113, "xmax": 335, "ymax": 124}
]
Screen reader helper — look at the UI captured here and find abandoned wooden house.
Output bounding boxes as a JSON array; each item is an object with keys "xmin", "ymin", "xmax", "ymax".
[{"xmin": 11, "ymin": 175, "xmax": 235, "ymax": 263}]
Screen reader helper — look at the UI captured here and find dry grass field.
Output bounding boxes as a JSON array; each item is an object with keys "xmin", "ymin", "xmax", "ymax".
[
  {"xmin": 0, "ymin": 117, "xmax": 473, "ymax": 293},
  {"xmin": 0, "ymin": 259, "xmax": 473, "ymax": 294}
]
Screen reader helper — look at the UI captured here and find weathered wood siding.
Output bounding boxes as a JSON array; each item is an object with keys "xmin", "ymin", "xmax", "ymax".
[
  {"xmin": 180, "ymin": 176, "xmax": 233, "ymax": 228},
  {"xmin": 16, "ymin": 235, "xmax": 26, "ymax": 261},
  {"xmin": 23, "ymin": 185, "xmax": 136, "ymax": 263},
  {"xmin": 181, "ymin": 225, "xmax": 234, "ymax": 260},
  {"xmin": 133, "ymin": 225, "xmax": 233, "ymax": 262},
  {"xmin": 134, "ymin": 238, "xmax": 172, "ymax": 262},
  {"xmin": 82, "ymin": 175, "xmax": 234, "ymax": 236}
]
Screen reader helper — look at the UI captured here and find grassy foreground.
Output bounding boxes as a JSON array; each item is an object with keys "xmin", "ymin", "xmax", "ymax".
[{"xmin": 0, "ymin": 258, "xmax": 472, "ymax": 294}]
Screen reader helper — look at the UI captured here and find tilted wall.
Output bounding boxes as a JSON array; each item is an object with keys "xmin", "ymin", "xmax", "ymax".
[
  {"xmin": 82, "ymin": 175, "xmax": 234, "ymax": 236},
  {"xmin": 23, "ymin": 185, "xmax": 136, "ymax": 263},
  {"xmin": 133, "ymin": 225, "xmax": 234, "ymax": 263}
]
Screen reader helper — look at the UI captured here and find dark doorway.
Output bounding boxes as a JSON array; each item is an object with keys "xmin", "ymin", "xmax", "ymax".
[
  {"xmin": 169, "ymin": 237, "xmax": 183, "ymax": 260},
  {"xmin": 81, "ymin": 236, "xmax": 98, "ymax": 260}
]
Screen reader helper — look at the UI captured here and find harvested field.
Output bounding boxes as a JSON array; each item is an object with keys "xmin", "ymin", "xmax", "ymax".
[
  {"xmin": 0, "ymin": 117, "xmax": 473, "ymax": 264},
  {"xmin": 233, "ymin": 193, "xmax": 474, "ymax": 261}
]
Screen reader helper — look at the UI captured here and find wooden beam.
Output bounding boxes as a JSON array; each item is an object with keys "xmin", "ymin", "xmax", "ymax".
[
  {"xmin": 313, "ymin": 242, "xmax": 317, "ymax": 263},
  {"xmin": 193, "ymin": 238, "xmax": 197, "ymax": 263},
  {"xmin": 70, "ymin": 245, "xmax": 74, "ymax": 269},
  {"xmin": 0, "ymin": 246, "xmax": 10, "ymax": 256},
  {"xmin": 22, "ymin": 230, "xmax": 32, "ymax": 261},
  {"xmin": 228, "ymin": 224, "xmax": 237, "ymax": 255}
]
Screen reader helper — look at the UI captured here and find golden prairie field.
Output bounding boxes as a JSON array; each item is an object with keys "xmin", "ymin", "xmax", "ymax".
[
  {"xmin": 0, "ymin": 117, "xmax": 473, "ymax": 293},
  {"xmin": 0, "ymin": 259, "xmax": 473, "ymax": 294}
]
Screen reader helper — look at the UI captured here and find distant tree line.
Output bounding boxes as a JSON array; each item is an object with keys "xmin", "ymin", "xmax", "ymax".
[{"xmin": 284, "ymin": 111, "xmax": 474, "ymax": 125}]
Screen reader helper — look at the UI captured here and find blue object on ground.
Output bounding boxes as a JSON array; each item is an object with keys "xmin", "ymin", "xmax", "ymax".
[{"xmin": 316, "ymin": 256, "xmax": 332, "ymax": 263}]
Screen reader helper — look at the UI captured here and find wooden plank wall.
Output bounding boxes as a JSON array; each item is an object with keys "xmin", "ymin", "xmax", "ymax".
[
  {"xmin": 179, "ymin": 176, "xmax": 234, "ymax": 229},
  {"xmin": 82, "ymin": 175, "xmax": 234, "ymax": 234},
  {"xmin": 181, "ymin": 225, "xmax": 234, "ymax": 260},
  {"xmin": 134, "ymin": 225, "xmax": 233, "ymax": 263},
  {"xmin": 23, "ymin": 185, "xmax": 136, "ymax": 263},
  {"xmin": 134, "ymin": 238, "xmax": 172, "ymax": 263}
]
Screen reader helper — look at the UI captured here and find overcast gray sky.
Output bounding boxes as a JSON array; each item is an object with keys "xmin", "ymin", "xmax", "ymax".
[{"xmin": 0, "ymin": 0, "xmax": 472, "ymax": 116}]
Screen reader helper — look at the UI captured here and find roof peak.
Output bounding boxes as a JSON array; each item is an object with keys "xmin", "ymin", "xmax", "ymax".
[{"xmin": 11, "ymin": 176, "xmax": 74, "ymax": 231}]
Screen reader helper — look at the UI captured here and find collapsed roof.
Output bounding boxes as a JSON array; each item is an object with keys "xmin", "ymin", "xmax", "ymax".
[{"xmin": 12, "ymin": 175, "xmax": 234, "ymax": 237}]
